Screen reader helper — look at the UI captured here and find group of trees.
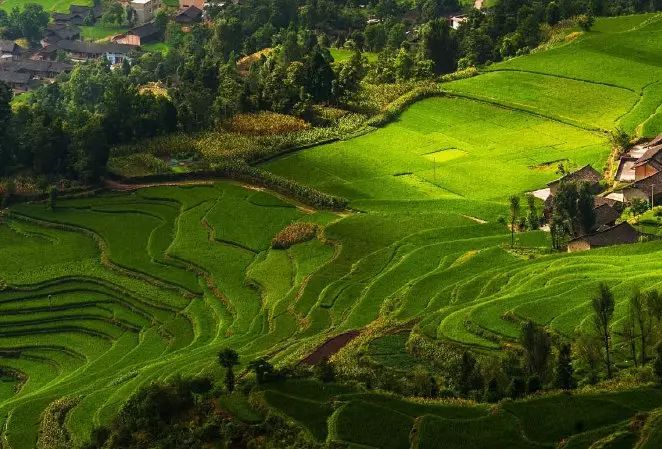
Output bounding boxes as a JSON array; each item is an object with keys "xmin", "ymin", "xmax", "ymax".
[
  {"xmin": 0, "ymin": 61, "xmax": 177, "ymax": 182},
  {"xmin": 0, "ymin": 3, "xmax": 49, "ymax": 42}
]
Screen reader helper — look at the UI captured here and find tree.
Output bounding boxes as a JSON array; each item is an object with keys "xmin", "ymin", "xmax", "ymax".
[
  {"xmin": 545, "ymin": 1, "xmax": 561, "ymax": 25},
  {"xmin": 247, "ymin": 357, "xmax": 274, "ymax": 384},
  {"xmin": 592, "ymin": 283, "xmax": 615, "ymax": 378},
  {"xmin": 554, "ymin": 343, "xmax": 575, "ymax": 390},
  {"xmin": 520, "ymin": 321, "xmax": 552, "ymax": 382},
  {"xmin": 577, "ymin": 14, "xmax": 595, "ymax": 31},
  {"xmin": 506, "ymin": 376, "xmax": 526, "ymax": 399},
  {"xmin": 315, "ymin": 358, "xmax": 335, "ymax": 383},
  {"xmin": 654, "ymin": 342, "xmax": 662, "ymax": 385},
  {"xmin": 483, "ymin": 377, "xmax": 500, "ymax": 403},
  {"xmin": 14, "ymin": 4, "xmax": 49, "ymax": 42},
  {"xmin": 458, "ymin": 351, "xmax": 483, "ymax": 397},
  {"xmin": 420, "ymin": 19, "xmax": 456, "ymax": 74},
  {"xmin": 48, "ymin": 185, "xmax": 58, "ymax": 210},
  {"xmin": 0, "ymin": 81, "xmax": 11, "ymax": 174},
  {"xmin": 526, "ymin": 195, "xmax": 539, "ymax": 230},
  {"xmin": 577, "ymin": 182, "xmax": 596, "ymax": 235},
  {"xmin": 509, "ymin": 195, "xmax": 521, "ymax": 247},
  {"xmin": 630, "ymin": 289, "xmax": 652, "ymax": 365},
  {"xmin": 218, "ymin": 348, "xmax": 240, "ymax": 392}
]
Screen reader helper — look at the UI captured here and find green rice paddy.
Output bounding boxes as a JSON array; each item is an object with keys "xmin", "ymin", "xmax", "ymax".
[
  {"xmin": 0, "ymin": 13, "xmax": 661, "ymax": 449},
  {"xmin": 0, "ymin": 0, "xmax": 91, "ymax": 13}
]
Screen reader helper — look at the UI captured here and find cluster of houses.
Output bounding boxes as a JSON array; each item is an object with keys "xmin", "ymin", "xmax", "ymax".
[
  {"xmin": 536, "ymin": 135, "xmax": 662, "ymax": 252},
  {"xmin": 0, "ymin": 1, "xmax": 207, "ymax": 94}
]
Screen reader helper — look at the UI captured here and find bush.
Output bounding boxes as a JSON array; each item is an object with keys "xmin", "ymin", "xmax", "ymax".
[
  {"xmin": 228, "ymin": 112, "xmax": 310, "ymax": 135},
  {"xmin": 272, "ymin": 222, "xmax": 319, "ymax": 249}
]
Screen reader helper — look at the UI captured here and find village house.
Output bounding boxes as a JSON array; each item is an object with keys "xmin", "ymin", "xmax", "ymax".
[
  {"xmin": 0, "ymin": 40, "xmax": 22, "ymax": 62},
  {"xmin": 174, "ymin": 5, "xmax": 203, "ymax": 23},
  {"xmin": 131, "ymin": 0, "xmax": 162, "ymax": 25},
  {"xmin": 567, "ymin": 222, "xmax": 641, "ymax": 252},
  {"xmin": 611, "ymin": 135, "xmax": 662, "ymax": 205},
  {"xmin": 179, "ymin": 0, "xmax": 205, "ymax": 8},
  {"xmin": 42, "ymin": 24, "xmax": 81, "ymax": 46},
  {"xmin": 112, "ymin": 22, "xmax": 162, "ymax": 46},
  {"xmin": 39, "ymin": 40, "xmax": 137, "ymax": 65},
  {"xmin": 0, "ymin": 70, "xmax": 30, "ymax": 92},
  {"xmin": 52, "ymin": 4, "xmax": 103, "ymax": 26},
  {"xmin": 450, "ymin": 15, "xmax": 467, "ymax": 29},
  {"xmin": 547, "ymin": 165, "xmax": 602, "ymax": 195},
  {"xmin": 0, "ymin": 60, "xmax": 73, "ymax": 81}
]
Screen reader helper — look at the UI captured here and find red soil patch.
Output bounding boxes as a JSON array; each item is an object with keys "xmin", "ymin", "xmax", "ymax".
[{"xmin": 301, "ymin": 330, "xmax": 360, "ymax": 365}]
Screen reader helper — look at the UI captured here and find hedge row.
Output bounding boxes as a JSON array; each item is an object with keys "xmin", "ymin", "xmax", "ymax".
[
  {"xmin": 366, "ymin": 84, "xmax": 445, "ymax": 128},
  {"xmin": 112, "ymin": 161, "xmax": 349, "ymax": 211}
]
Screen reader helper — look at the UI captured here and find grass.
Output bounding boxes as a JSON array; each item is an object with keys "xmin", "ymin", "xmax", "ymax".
[
  {"xmin": 80, "ymin": 25, "xmax": 129, "ymax": 42},
  {"xmin": 260, "ymin": 379, "xmax": 662, "ymax": 449},
  {"xmin": 330, "ymin": 48, "xmax": 378, "ymax": 64},
  {"xmin": 0, "ymin": 0, "xmax": 91, "ymax": 13}
]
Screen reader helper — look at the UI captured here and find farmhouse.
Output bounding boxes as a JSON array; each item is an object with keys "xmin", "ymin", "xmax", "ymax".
[
  {"xmin": 131, "ymin": 0, "xmax": 162, "ymax": 25},
  {"xmin": 180, "ymin": 0, "xmax": 205, "ymax": 7},
  {"xmin": 567, "ymin": 222, "xmax": 640, "ymax": 252},
  {"xmin": 42, "ymin": 24, "xmax": 81, "ymax": 46},
  {"xmin": 0, "ymin": 40, "xmax": 22, "ymax": 61},
  {"xmin": 112, "ymin": 22, "xmax": 162, "ymax": 46},
  {"xmin": 547, "ymin": 165, "xmax": 602, "ymax": 195},
  {"xmin": 0, "ymin": 71, "xmax": 30, "ymax": 92},
  {"xmin": 52, "ymin": 4, "xmax": 103, "ymax": 26},
  {"xmin": 40, "ymin": 41, "xmax": 137, "ymax": 65},
  {"xmin": 450, "ymin": 15, "xmax": 467, "ymax": 29},
  {"xmin": 616, "ymin": 135, "xmax": 662, "ymax": 182},
  {"xmin": 174, "ymin": 5, "xmax": 203, "ymax": 23},
  {"xmin": 1, "ymin": 60, "xmax": 73, "ymax": 80}
]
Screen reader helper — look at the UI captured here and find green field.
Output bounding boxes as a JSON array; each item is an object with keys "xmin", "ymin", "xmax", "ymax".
[
  {"xmin": 0, "ymin": 0, "xmax": 91, "ymax": 13},
  {"xmin": 0, "ymin": 13, "xmax": 661, "ymax": 449},
  {"xmin": 257, "ymin": 379, "xmax": 662, "ymax": 448},
  {"xmin": 80, "ymin": 25, "xmax": 128, "ymax": 42},
  {"xmin": 330, "ymin": 47, "xmax": 378, "ymax": 64}
]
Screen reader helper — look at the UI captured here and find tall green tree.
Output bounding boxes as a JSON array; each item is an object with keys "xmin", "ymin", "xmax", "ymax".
[
  {"xmin": 554, "ymin": 343, "xmax": 575, "ymax": 390},
  {"xmin": 520, "ymin": 321, "xmax": 552, "ymax": 382},
  {"xmin": 0, "ymin": 82, "xmax": 11, "ymax": 174},
  {"xmin": 592, "ymin": 283, "xmax": 615, "ymax": 378},
  {"xmin": 509, "ymin": 195, "xmax": 520, "ymax": 247},
  {"xmin": 218, "ymin": 348, "xmax": 240, "ymax": 393},
  {"xmin": 420, "ymin": 19, "xmax": 456, "ymax": 74}
]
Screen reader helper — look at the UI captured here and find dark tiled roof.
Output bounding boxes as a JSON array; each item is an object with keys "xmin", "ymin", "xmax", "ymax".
[
  {"xmin": 0, "ymin": 71, "xmax": 30, "ymax": 84},
  {"xmin": 592, "ymin": 204, "xmax": 620, "ymax": 230},
  {"xmin": 175, "ymin": 5, "xmax": 203, "ymax": 22},
  {"xmin": 571, "ymin": 222, "xmax": 640, "ymax": 248},
  {"xmin": 2, "ymin": 60, "xmax": 73, "ymax": 75},
  {"xmin": 69, "ymin": 4, "xmax": 102, "ymax": 18},
  {"xmin": 0, "ymin": 40, "xmax": 19, "ymax": 53},
  {"xmin": 633, "ymin": 144, "xmax": 662, "ymax": 168},
  {"xmin": 548, "ymin": 165, "xmax": 602, "ymax": 187},
  {"xmin": 128, "ymin": 22, "xmax": 160, "ymax": 39},
  {"xmin": 55, "ymin": 40, "xmax": 136, "ymax": 55}
]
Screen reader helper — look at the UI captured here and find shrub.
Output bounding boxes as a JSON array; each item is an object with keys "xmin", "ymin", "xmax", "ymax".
[
  {"xmin": 228, "ymin": 112, "xmax": 311, "ymax": 135},
  {"xmin": 440, "ymin": 66, "xmax": 479, "ymax": 82},
  {"xmin": 272, "ymin": 222, "xmax": 319, "ymax": 249}
]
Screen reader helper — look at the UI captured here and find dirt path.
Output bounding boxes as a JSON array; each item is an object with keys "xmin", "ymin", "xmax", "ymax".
[
  {"xmin": 104, "ymin": 179, "xmax": 216, "ymax": 191},
  {"xmin": 462, "ymin": 214, "xmax": 488, "ymax": 224},
  {"xmin": 301, "ymin": 330, "xmax": 361, "ymax": 364}
]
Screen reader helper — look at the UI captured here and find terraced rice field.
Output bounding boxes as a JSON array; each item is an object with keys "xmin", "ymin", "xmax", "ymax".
[
  {"xmin": 0, "ymin": 13, "xmax": 661, "ymax": 448},
  {"xmin": 449, "ymin": 13, "xmax": 662, "ymax": 136},
  {"xmin": 257, "ymin": 379, "xmax": 662, "ymax": 448}
]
